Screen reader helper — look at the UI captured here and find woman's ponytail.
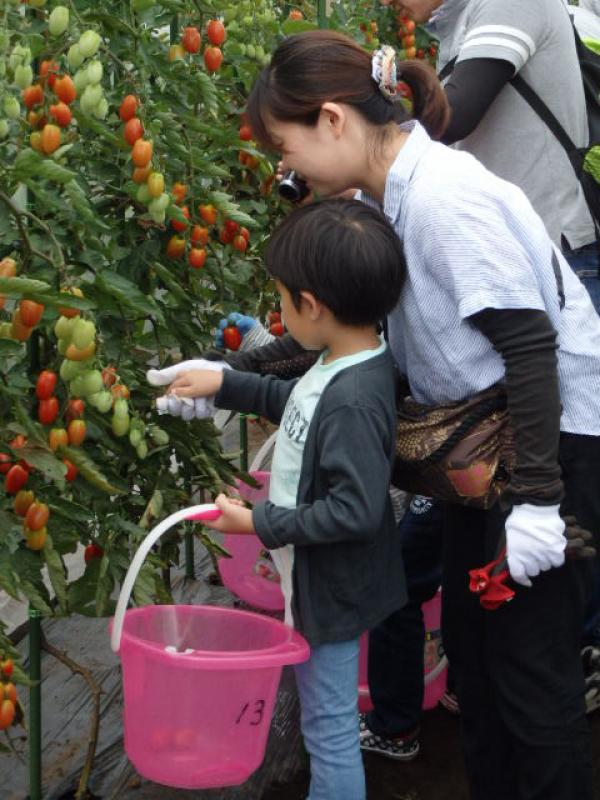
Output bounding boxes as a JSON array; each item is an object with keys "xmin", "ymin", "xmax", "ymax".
[{"xmin": 397, "ymin": 60, "xmax": 450, "ymax": 141}]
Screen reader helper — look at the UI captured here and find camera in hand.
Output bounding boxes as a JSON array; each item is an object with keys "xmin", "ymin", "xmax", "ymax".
[{"xmin": 278, "ymin": 170, "xmax": 310, "ymax": 203}]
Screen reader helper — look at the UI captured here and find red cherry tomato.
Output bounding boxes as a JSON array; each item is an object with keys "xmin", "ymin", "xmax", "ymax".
[
  {"xmin": 5, "ymin": 464, "xmax": 29, "ymax": 494},
  {"xmin": 38, "ymin": 396, "xmax": 59, "ymax": 425},
  {"xmin": 222, "ymin": 325, "xmax": 242, "ymax": 351},
  {"xmin": 67, "ymin": 419, "xmax": 86, "ymax": 447},
  {"xmin": 36, "ymin": 370, "xmax": 57, "ymax": 400},
  {"xmin": 25, "ymin": 501, "xmax": 49, "ymax": 532},
  {"xmin": 84, "ymin": 543, "xmax": 104, "ymax": 563},
  {"xmin": 63, "ymin": 459, "xmax": 78, "ymax": 482}
]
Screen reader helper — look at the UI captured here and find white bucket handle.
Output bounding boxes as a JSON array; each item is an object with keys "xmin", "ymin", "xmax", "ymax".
[
  {"xmin": 111, "ymin": 504, "xmax": 221, "ymax": 654},
  {"xmin": 249, "ymin": 430, "xmax": 278, "ymax": 473}
]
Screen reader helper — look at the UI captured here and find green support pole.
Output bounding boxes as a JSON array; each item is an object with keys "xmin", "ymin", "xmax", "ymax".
[
  {"xmin": 28, "ymin": 608, "xmax": 42, "ymax": 800},
  {"xmin": 240, "ymin": 413, "xmax": 249, "ymax": 473},
  {"xmin": 185, "ymin": 529, "xmax": 195, "ymax": 579},
  {"xmin": 317, "ymin": 0, "xmax": 328, "ymax": 29}
]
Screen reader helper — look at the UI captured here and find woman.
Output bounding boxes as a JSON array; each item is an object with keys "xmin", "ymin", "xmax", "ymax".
[{"xmin": 243, "ymin": 29, "xmax": 600, "ymax": 800}]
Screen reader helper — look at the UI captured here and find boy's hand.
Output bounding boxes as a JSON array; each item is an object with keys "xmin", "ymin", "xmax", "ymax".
[
  {"xmin": 204, "ymin": 493, "xmax": 255, "ymax": 535},
  {"xmin": 167, "ymin": 369, "xmax": 225, "ymax": 398}
]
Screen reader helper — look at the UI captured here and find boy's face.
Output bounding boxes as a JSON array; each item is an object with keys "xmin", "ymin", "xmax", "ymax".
[{"xmin": 276, "ymin": 280, "xmax": 325, "ymax": 351}]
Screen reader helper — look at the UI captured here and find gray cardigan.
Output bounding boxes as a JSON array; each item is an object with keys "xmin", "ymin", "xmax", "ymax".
[{"xmin": 215, "ymin": 349, "xmax": 407, "ymax": 646}]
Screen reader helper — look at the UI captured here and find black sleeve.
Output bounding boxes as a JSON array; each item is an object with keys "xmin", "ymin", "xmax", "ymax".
[
  {"xmin": 203, "ymin": 333, "xmax": 321, "ymax": 379},
  {"xmin": 470, "ymin": 307, "xmax": 564, "ymax": 506},
  {"xmin": 441, "ymin": 58, "xmax": 515, "ymax": 145}
]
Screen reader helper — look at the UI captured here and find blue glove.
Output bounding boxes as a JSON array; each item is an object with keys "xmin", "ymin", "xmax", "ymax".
[{"xmin": 214, "ymin": 312, "xmax": 258, "ymax": 349}]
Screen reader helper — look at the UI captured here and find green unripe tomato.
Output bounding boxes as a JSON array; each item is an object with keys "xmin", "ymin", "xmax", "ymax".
[
  {"xmin": 255, "ymin": 45, "xmax": 265, "ymax": 60},
  {"xmin": 136, "ymin": 184, "xmax": 151, "ymax": 205},
  {"xmin": 78, "ymin": 30, "xmax": 101, "ymax": 59},
  {"xmin": 136, "ymin": 441, "xmax": 148, "ymax": 460},
  {"xmin": 68, "ymin": 44, "xmax": 85, "ymax": 70},
  {"xmin": 49, "ymin": 6, "xmax": 69, "ymax": 37},
  {"xmin": 73, "ymin": 69, "xmax": 89, "ymax": 94},
  {"xmin": 113, "ymin": 398, "xmax": 129, "ymax": 420},
  {"xmin": 129, "ymin": 428, "xmax": 142, "ymax": 447},
  {"xmin": 81, "ymin": 369, "xmax": 103, "ymax": 397},
  {"xmin": 0, "ymin": 322, "xmax": 12, "ymax": 338},
  {"xmin": 0, "ymin": 120, "xmax": 9, "ymax": 139},
  {"xmin": 80, "ymin": 83, "xmax": 103, "ymax": 114},
  {"xmin": 112, "ymin": 413, "xmax": 130, "ymax": 437},
  {"xmin": 149, "ymin": 208, "xmax": 166, "ymax": 224},
  {"xmin": 72, "ymin": 318, "xmax": 96, "ymax": 350},
  {"xmin": 86, "ymin": 60, "xmax": 103, "ymax": 85},
  {"xmin": 91, "ymin": 390, "xmax": 113, "ymax": 413},
  {"xmin": 92, "ymin": 97, "xmax": 108, "ymax": 120},
  {"xmin": 60, "ymin": 358, "xmax": 85, "ymax": 382},
  {"xmin": 3, "ymin": 96, "xmax": 20, "ymax": 120},
  {"xmin": 243, "ymin": 16, "xmax": 254, "ymax": 27},
  {"xmin": 262, "ymin": 53, "xmax": 271, "ymax": 66},
  {"xmin": 55, "ymin": 315, "xmax": 77, "ymax": 341},
  {"xmin": 14, "ymin": 65, "xmax": 33, "ymax": 90},
  {"xmin": 9, "ymin": 46, "xmax": 31, "ymax": 72},
  {"xmin": 150, "ymin": 427, "xmax": 169, "ymax": 446},
  {"xmin": 57, "ymin": 337, "xmax": 70, "ymax": 356},
  {"xmin": 69, "ymin": 375, "xmax": 86, "ymax": 397},
  {"xmin": 246, "ymin": 44, "xmax": 256, "ymax": 59},
  {"xmin": 149, "ymin": 193, "xmax": 169, "ymax": 213},
  {"xmin": 224, "ymin": 7, "xmax": 238, "ymax": 21}
]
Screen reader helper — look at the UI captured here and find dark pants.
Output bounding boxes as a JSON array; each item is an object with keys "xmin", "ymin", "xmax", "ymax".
[
  {"xmin": 563, "ymin": 241, "xmax": 600, "ymax": 314},
  {"xmin": 366, "ymin": 497, "xmax": 443, "ymax": 737},
  {"xmin": 442, "ymin": 432, "xmax": 596, "ymax": 800}
]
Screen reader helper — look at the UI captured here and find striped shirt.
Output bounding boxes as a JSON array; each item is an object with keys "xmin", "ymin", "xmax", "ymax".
[
  {"xmin": 358, "ymin": 121, "xmax": 600, "ymax": 435},
  {"xmin": 435, "ymin": 0, "xmax": 595, "ymax": 249}
]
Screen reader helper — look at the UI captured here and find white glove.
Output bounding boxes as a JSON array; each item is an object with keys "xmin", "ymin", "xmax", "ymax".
[
  {"xmin": 505, "ymin": 503, "xmax": 566, "ymax": 587},
  {"xmin": 147, "ymin": 359, "xmax": 231, "ymax": 420}
]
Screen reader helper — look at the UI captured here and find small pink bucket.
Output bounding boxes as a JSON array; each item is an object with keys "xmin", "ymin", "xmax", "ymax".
[{"xmin": 110, "ymin": 504, "xmax": 309, "ymax": 789}]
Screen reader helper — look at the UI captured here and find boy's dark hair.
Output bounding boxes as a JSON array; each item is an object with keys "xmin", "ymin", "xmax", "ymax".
[{"xmin": 265, "ymin": 199, "xmax": 406, "ymax": 326}]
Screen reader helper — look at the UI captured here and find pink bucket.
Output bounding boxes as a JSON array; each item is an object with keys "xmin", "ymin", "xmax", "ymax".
[
  {"xmin": 110, "ymin": 503, "xmax": 309, "ymax": 790},
  {"xmin": 218, "ymin": 470, "xmax": 285, "ymax": 612},
  {"xmin": 358, "ymin": 590, "xmax": 447, "ymax": 712}
]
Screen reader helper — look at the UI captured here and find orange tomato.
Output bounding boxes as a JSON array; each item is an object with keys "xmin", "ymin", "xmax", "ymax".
[
  {"xmin": 25, "ymin": 527, "xmax": 47, "ymax": 551},
  {"xmin": 22, "ymin": 84, "xmax": 44, "ymax": 110},
  {"xmin": 14, "ymin": 490, "xmax": 35, "ymax": 517},
  {"xmin": 11, "ymin": 309, "xmax": 33, "ymax": 341},
  {"xmin": 119, "ymin": 94, "xmax": 138, "ymax": 122},
  {"xmin": 199, "ymin": 204, "xmax": 217, "ymax": 225},
  {"xmin": 172, "ymin": 182, "xmax": 187, "ymax": 204},
  {"xmin": 190, "ymin": 225, "xmax": 209, "ymax": 246},
  {"xmin": 67, "ymin": 419, "xmax": 86, "ymax": 446},
  {"xmin": 0, "ymin": 699, "xmax": 15, "ymax": 731},
  {"xmin": 133, "ymin": 164, "xmax": 152, "ymax": 183},
  {"xmin": 49, "ymin": 428, "xmax": 69, "ymax": 451},
  {"xmin": 166, "ymin": 235, "xmax": 186, "ymax": 259},
  {"xmin": 65, "ymin": 341, "xmax": 96, "ymax": 361},
  {"xmin": 123, "ymin": 116, "xmax": 143, "ymax": 146},
  {"xmin": 49, "ymin": 102, "xmax": 72, "ymax": 128},
  {"xmin": 19, "ymin": 300, "xmax": 44, "ymax": 327},
  {"xmin": 25, "ymin": 501, "xmax": 49, "ymax": 532},
  {"xmin": 289, "ymin": 9, "xmax": 303, "ymax": 19},
  {"xmin": 168, "ymin": 44, "xmax": 185, "ymax": 62},
  {"xmin": 41, "ymin": 124, "xmax": 61, "ymax": 154},
  {"xmin": 188, "ymin": 247, "xmax": 207, "ymax": 269},
  {"xmin": 54, "ymin": 75, "xmax": 77, "ymax": 105},
  {"xmin": 131, "ymin": 138, "xmax": 153, "ymax": 167},
  {"xmin": 40, "ymin": 60, "xmax": 59, "ymax": 89}
]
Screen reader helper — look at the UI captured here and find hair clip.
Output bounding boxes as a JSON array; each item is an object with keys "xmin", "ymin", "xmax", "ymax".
[{"xmin": 371, "ymin": 45, "xmax": 398, "ymax": 101}]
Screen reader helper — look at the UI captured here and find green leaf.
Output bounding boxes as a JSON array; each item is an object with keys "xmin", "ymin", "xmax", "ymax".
[
  {"xmin": 0, "ymin": 276, "xmax": 51, "ymax": 296},
  {"xmin": 60, "ymin": 446, "xmax": 127, "ymax": 495},
  {"xmin": 207, "ymin": 191, "xmax": 259, "ymax": 229},
  {"xmin": 0, "ymin": 340, "xmax": 25, "ymax": 358},
  {"xmin": 18, "ymin": 445, "xmax": 67, "ymax": 481},
  {"xmin": 133, "ymin": 560, "xmax": 156, "ymax": 607},
  {"xmin": 583, "ymin": 146, "xmax": 600, "ymax": 183},
  {"xmin": 95, "ymin": 271, "xmax": 165, "ymax": 323},
  {"xmin": 281, "ymin": 19, "xmax": 318, "ymax": 34},
  {"xmin": 14, "ymin": 149, "xmax": 76, "ymax": 184},
  {"xmin": 43, "ymin": 534, "xmax": 67, "ymax": 613}
]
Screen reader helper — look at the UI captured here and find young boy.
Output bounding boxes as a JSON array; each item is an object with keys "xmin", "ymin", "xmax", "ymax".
[{"xmin": 162, "ymin": 199, "xmax": 407, "ymax": 800}]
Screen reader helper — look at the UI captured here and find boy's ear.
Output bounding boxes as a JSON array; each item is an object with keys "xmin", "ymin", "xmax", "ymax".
[{"xmin": 299, "ymin": 291, "xmax": 323, "ymax": 320}]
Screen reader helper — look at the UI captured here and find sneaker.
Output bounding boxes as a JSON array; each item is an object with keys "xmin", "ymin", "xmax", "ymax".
[
  {"xmin": 359, "ymin": 714, "xmax": 420, "ymax": 761},
  {"xmin": 582, "ymin": 645, "xmax": 600, "ymax": 714},
  {"xmin": 439, "ymin": 690, "xmax": 460, "ymax": 716}
]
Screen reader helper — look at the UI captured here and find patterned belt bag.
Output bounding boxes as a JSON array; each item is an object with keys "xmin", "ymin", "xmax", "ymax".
[{"xmin": 392, "ymin": 386, "xmax": 515, "ymax": 509}]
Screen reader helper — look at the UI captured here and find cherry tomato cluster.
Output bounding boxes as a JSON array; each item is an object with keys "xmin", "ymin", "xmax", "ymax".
[
  {"xmin": 13, "ymin": 489, "xmax": 49, "ymax": 551},
  {"xmin": 0, "ymin": 657, "xmax": 18, "ymax": 733},
  {"xmin": 2, "ymin": 257, "xmax": 45, "ymax": 342},
  {"xmin": 395, "ymin": 14, "xmax": 437, "ymax": 63},
  {"xmin": 170, "ymin": 19, "xmax": 225, "ymax": 73},
  {"xmin": 165, "ymin": 191, "xmax": 251, "ymax": 267},
  {"xmin": 25, "ymin": 56, "xmax": 78, "ymax": 156}
]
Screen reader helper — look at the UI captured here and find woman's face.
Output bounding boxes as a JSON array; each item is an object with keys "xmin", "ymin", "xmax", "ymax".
[
  {"xmin": 267, "ymin": 109, "xmax": 357, "ymax": 198},
  {"xmin": 394, "ymin": 0, "xmax": 443, "ymax": 24}
]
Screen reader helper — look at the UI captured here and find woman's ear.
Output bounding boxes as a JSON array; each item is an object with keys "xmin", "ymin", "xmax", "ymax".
[
  {"xmin": 320, "ymin": 102, "xmax": 346, "ymax": 139},
  {"xmin": 299, "ymin": 291, "xmax": 323, "ymax": 320}
]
